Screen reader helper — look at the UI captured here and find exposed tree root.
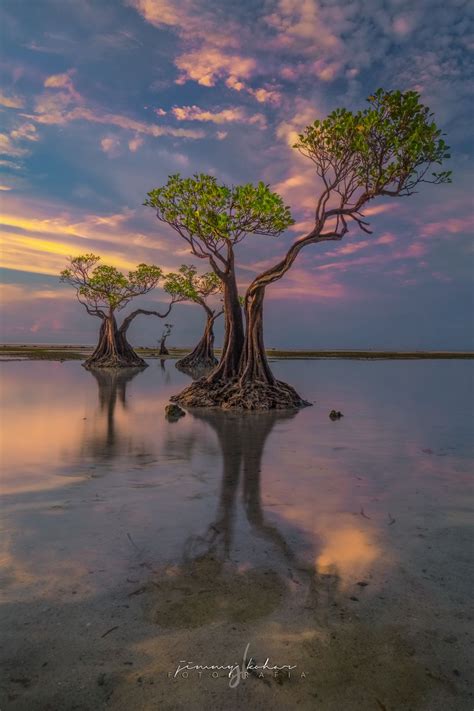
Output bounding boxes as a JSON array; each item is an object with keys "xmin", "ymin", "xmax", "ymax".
[
  {"xmin": 83, "ymin": 352, "xmax": 147, "ymax": 369},
  {"xmin": 171, "ymin": 377, "xmax": 311, "ymax": 411}
]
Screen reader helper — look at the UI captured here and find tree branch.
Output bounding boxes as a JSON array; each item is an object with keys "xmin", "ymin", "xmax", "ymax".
[{"xmin": 119, "ymin": 304, "xmax": 173, "ymax": 335}]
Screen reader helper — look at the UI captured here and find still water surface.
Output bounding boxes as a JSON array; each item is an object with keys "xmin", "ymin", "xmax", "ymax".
[{"xmin": 1, "ymin": 359, "xmax": 473, "ymax": 710}]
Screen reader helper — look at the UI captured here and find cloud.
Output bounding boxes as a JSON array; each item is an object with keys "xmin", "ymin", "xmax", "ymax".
[
  {"xmin": 0, "ymin": 184, "xmax": 12, "ymax": 191},
  {"xmin": 420, "ymin": 216, "xmax": 474, "ymax": 238},
  {"xmin": 0, "ymin": 92, "xmax": 24, "ymax": 109},
  {"xmin": 276, "ymin": 98, "xmax": 321, "ymax": 147},
  {"xmin": 31, "ymin": 101, "xmax": 205, "ymax": 138},
  {"xmin": 129, "ymin": 0, "xmax": 261, "ymax": 95},
  {"xmin": 267, "ymin": 266, "xmax": 348, "ymax": 300},
  {"xmin": 0, "ymin": 133, "xmax": 27, "ymax": 157},
  {"xmin": 128, "ymin": 0, "xmax": 185, "ymax": 28},
  {"xmin": 30, "ymin": 69, "xmax": 205, "ymax": 139},
  {"xmin": 0, "ymin": 194, "xmax": 184, "ymax": 280},
  {"xmin": 10, "ymin": 122, "xmax": 38, "ymax": 142},
  {"xmin": 0, "ymin": 284, "xmax": 70, "ymax": 304},
  {"xmin": 171, "ymin": 104, "xmax": 266, "ymax": 127},
  {"xmin": 100, "ymin": 135, "xmax": 121, "ymax": 157},
  {"xmin": 44, "ymin": 70, "xmax": 80, "ymax": 100},
  {"xmin": 175, "ymin": 49, "xmax": 256, "ymax": 87},
  {"xmin": 0, "ymin": 121, "xmax": 38, "ymax": 158},
  {"xmin": 324, "ymin": 233, "xmax": 396, "ymax": 257},
  {"xmin": 128, "ymin": 135, "xmax": 144, "ymax": 152},
  {"xmin": 392, "ymin": 16, "xmax": 416, "ymax": 38}
]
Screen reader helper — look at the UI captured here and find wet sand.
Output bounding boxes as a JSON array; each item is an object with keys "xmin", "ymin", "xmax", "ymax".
[{"xmin": 1, "ymin": 360, "xmax": 473, "ymax": 710}]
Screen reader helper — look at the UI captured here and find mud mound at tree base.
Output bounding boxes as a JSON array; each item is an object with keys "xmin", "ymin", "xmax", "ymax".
[
  {"xmin": 171, "ymin": 377, "xmax": 311, "ymax": 410},
  {"xmin": 83, "ymin": 355, "xmax": 147, "ymax": 369}
]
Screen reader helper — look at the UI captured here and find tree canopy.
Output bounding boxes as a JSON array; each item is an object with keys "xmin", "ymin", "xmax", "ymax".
[
  {"xmin": 163, "ymin": 264, "xmax": 222, "ymax": 305},
  {"xmin": 60, "ymin": 254, "xmax": 164, "ymax": 316},
  {"xmin": 294, "ymin": 88, "xmax": 451, "ymax": 237},
  {"xmin": 145, "ymin": 175, "xmax": 294, "ymax": 274}
]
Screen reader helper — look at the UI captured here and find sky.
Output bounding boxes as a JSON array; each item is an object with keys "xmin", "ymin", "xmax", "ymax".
[{"xmin": 0, "ymin": 0, "xmax": 473, "ymax": 350}]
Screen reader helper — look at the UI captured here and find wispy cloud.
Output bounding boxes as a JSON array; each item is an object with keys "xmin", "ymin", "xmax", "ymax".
[
  {"xmin": 0, "ymin": 92, "xmax": 25, "ymax": 109},
  {"xmin": 172, "ymin": 104, "xmax": 266, "ymax": 127}
]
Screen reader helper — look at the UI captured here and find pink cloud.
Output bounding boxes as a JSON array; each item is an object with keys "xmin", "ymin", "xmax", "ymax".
[
  {"xmin": 364, "ymin": 203, "xmax": 399, "ymax": 217},
  {"xmin": 0, "ymin": 92, "xmax": 24, "ymax": 109},
  {"xmin": 171, "ymin": 104, "xmax": 265, "ymax": 127},
  {"xmin": 267, "ymin": 266, "xmax": 349, "ymax": 300},
  {"xmin": 392, "ymin": 16, "xmax": 415, "ymax": 37},
  {"xmin": 421, "ymin": 216, "xmax": 474, "ymax": 238},
  {"xmin": 29, "ymin": 70, "xmax": 205, "ymax": 140},
  {"xmin": 100, "ymin": 135, "xmax": 121, "ymax": 157},
  {"xmin": 44, "ymin": 70, "xmax": 80, "ymax": 100},
  {"xmin": 128, "ymin": 135, "xmax": 144, "ymax": 152},
  {"xmin": 400, "ymin": 242, "xmax": 428, "ymax": 258},
  {"xmin": 316, "ymin": 254, "xmax": 387, "ymax": 272},
  {"xmin": 129, "ymin": 0, "xmax": 268, "ymax": 101},
  {"xmin": 175, "ymin": 49, "xmax": 256, "ymax": 88}
]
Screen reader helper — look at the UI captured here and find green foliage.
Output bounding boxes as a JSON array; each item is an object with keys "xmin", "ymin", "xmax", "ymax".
[
  {"xmin": 60, "ymin": 253, "xmax": 163, "ymax": 314},
  {"xmin": 164, "ymin": 264, "xmax": 222, "ymax": 303},
  {"xmin": 145, "ymin": 174, "xmax": 294, "ymax": 251},
  {"xmin": 294, "ymin": 88, "xmax": 451, "ymax": 201}
]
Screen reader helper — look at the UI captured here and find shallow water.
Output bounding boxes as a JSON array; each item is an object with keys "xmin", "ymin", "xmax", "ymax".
[{"xmin": 1, "ymin": 359, "xmax": 473, "ymax": 710}]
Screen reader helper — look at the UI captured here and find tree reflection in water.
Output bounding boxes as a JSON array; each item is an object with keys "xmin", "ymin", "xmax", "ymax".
[
  {"xmin": 144, "ymin": 410, "xmax": 334, "ymax": 630},
  {"xmin": 83, "ymin": 367, "xmax": 145, "ymax": 460},
  {"xmin": 184, "ymin": 411, "xmax": 307, "ymax": 567}
]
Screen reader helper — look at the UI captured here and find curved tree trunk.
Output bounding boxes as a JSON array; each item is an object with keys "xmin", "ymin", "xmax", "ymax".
[
  {"xmin": 239, "ymin": 287, "xmax": 275, "ymax": 384},
  {"xmin": 172, "ymin": 230, "xmax": 346, "ymax": 408},
  {"xmin": 216, "ymin": 286, "xmax": 309, "ymax": 410},
  {"xmin": 207, "ymin": 269, "xmax": 243, "ymax": 382},
  {"xmin": 84, "ymin": 313, "xmax": 147, "ymax": 369},
  {"xmin": 171, "ymin": 265, "xmax": 245, "ymax": 406},
  {"xmin": 176, "ymin": 310, "xmax": 219, "ymax": 373}
]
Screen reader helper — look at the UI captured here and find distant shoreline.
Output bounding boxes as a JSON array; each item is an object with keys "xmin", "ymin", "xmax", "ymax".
[{"xmin": 1, "ymin": 344, "xmax": 473, "ymax": 361}]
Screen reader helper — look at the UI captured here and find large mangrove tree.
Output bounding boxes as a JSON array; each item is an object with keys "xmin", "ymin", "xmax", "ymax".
[
  {"xmin": 146, "ymin": 89, "xmax": 451, "ymax": 409},
  {"xmin": 60, "ymin": 254, "xmax": 173, "ymax": 369}
]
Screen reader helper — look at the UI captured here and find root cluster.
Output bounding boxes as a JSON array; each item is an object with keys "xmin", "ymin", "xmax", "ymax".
[{"xmin": 171, "ymin": 377, "xmax": 311, "ymax": 411}]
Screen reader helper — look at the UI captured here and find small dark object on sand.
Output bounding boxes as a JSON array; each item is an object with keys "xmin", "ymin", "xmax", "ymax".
[
  {"xmin": 165, "ymin": 404, "xmax": 186, "ymax": 421},
  {"xmin": 329, "ymin": 410, "xmax": 343, "ymax": 420}
]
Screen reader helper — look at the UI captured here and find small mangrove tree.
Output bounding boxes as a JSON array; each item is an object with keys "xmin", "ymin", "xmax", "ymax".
[
  {"xmin": 60, "ymin": 254, "xmax": 173, "ymax": 369},
  {"xmin": 164, "ymin": 265, "xmax": 224, "ymax": 372}
]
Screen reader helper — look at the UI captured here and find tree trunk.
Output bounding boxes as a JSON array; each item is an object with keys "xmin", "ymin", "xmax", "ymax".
[
  {"xmin": 159, "ymin": 337, "xmax": 169, "ymax": 356},
  {"xmin": 239, "ymin": 286, "xmax": 275, "ymax": 384},
  {"xmin": 207, "ymin": 269, "xmax": 243, "ymax": 382},
  {"xmin": 170, "ymin": 267, "xmax": 245, "ymax": 407},
  {"xmin": 84, "ymin": 313, "xmax": 147, "ymax": 369},
  {"xmin": 212, "ymin": 286, "xmax": 309, "ymax": 410},
  {"xmin": 176, "ymin": 312, "xmax": 218, "ymax": 373}
]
